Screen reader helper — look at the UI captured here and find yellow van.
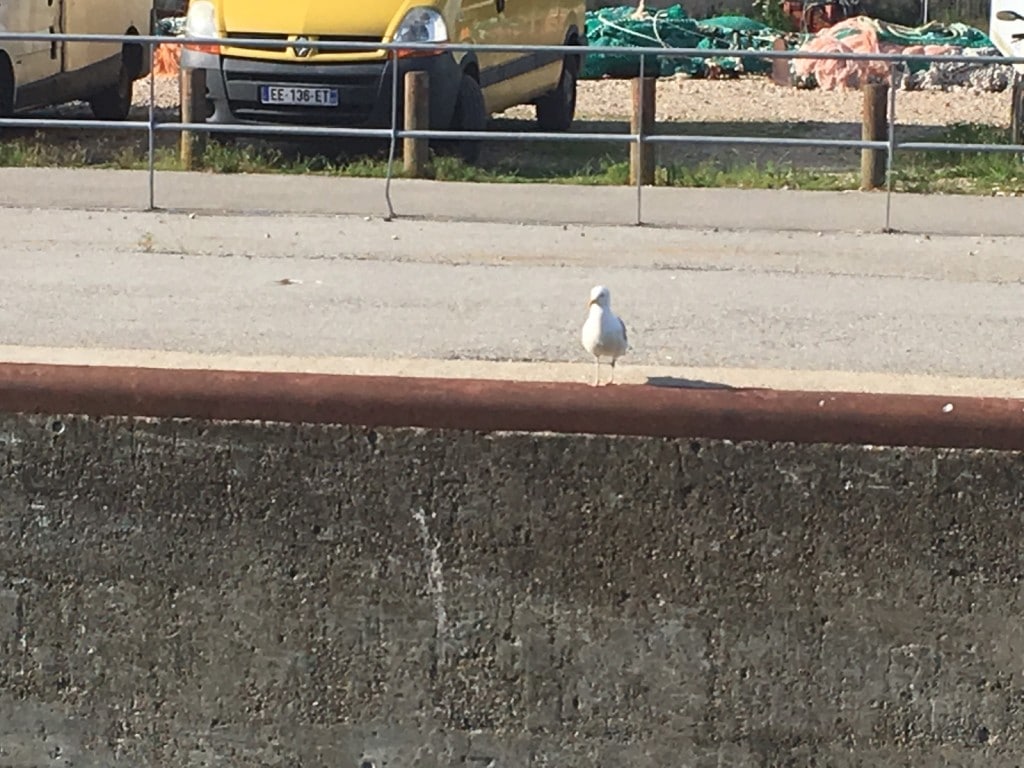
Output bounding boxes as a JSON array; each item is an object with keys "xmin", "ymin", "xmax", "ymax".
[
  {"xmin": 0, "ymin": 0, "xmax": 153, "ymax": 119},
  {"xmin": 181, "ymin": 0, "xmax": 587, "ymax": 161}
]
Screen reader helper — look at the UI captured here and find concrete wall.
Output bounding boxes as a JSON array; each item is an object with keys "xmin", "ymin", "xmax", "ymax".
[{"xmin": 2, "ymin": 412, "xmax": 1023, "ymax": 767}]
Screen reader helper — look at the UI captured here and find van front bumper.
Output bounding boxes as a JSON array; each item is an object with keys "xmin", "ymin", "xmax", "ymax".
[{"xmin": 180, "ymin": 50, "xmax": 463, "ymax": 132}]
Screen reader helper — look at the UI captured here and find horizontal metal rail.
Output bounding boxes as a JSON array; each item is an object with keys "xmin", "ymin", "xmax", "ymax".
[
  {"xmin": 0, "ymin": 111, "xmax": 952, "ymax": 154},
  {"xmin": 1, "ymin": 362, "xmax": 1023, "ymax": 449},
  {"xmin": 0, "ymin": 30, "xmax": 1019, "ymax": 230},
  {"xmin": 0, "ymin": 117, "xmax": 887, "ymax": 155},
  {"xmin": 898, "ymin": 140, "xmax": 1024, "ymax": 153}
]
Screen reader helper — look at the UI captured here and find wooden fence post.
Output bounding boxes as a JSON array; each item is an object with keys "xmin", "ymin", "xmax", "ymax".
[
  {"xmin": 860, "ymin": 81, "xmax": 889, "ymax": 191},
  {"xmin": 630, "ymin": 76, "xmax": 656, "ymax": 187},
  {"xmin": 1010, "ymin": 74, "xmax": 1024, "ymax": 146},
  {"xmin": 403, "ymin": 71, "xmax": 430, "ymax": 178},
  {"xmin": 179, "ymin": 66, "xmax": 208, "ymax": 170}
]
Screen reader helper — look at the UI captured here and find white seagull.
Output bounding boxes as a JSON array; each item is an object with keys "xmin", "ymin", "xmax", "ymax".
[{"xmin": 581, "ymin": 284, "xmax": 629, "ymax": 386}]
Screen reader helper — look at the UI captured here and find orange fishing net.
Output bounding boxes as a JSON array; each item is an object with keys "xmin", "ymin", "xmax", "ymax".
[
  {"xmin": 791, "ymin": 16, "xmax": 957, "ymax": 89},
  {"xmin": 153, "ymin": 43, "xmax": 181, "ymax": 76}
]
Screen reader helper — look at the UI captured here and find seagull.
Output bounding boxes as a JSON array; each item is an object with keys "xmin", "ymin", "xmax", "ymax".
[{"xmin": 581, "ymin": 284, "xmax": 629, "ymax": 386}]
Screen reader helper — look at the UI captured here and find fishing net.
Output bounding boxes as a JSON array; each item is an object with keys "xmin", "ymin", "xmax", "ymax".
[{"xmin": 581, "ymin": 4, "xmax": 781, "ymax": 79}]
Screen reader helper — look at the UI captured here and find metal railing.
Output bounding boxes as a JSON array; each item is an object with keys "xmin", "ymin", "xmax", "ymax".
[{"xmin": 0, "ymin": 30, "xmax": 1021, "ymax": 229}]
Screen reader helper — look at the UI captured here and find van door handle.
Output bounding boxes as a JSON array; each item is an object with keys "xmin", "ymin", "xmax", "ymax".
[{"xmin": 496, "ymin": 0, "xmax": 505, "ymax": 12}]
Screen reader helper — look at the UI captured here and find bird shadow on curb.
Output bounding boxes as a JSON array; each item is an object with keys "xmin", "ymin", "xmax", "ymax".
[{"xmin": 645, "ymin": 376, "xmax": 736, "ymax": 391}]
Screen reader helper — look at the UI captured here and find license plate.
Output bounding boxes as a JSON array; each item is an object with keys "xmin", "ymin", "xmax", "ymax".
[{"xmin": 259, "ymin": 85, "xmax": 339, "ymax": 107}]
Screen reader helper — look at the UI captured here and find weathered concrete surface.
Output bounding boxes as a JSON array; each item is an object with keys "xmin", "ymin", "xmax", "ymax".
[{"xmin": 2, "ymin": 414, "xmax": 1024, "ymax": 767}]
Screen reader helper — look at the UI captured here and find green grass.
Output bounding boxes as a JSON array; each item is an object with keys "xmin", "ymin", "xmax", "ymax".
[
  {"xmin": 890, "ymin": 122, "xmax": 1024, "ymax": 195},
  {"xmin": 0, "ymin": 120, "xmax": 1017, "ymax": 194},
  {"xmin": 659, "ymin": 161, "xmax": 858, "ymax": 190}
]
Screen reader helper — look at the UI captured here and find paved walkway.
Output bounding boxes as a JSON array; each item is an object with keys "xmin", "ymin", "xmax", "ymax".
[{"xmin": 1, "ymin": 166, "xmax": 1023, "ymax": 236}]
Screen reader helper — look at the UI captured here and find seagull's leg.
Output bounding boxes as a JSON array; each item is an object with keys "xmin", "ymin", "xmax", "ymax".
[
  {"xmin": 593, "ymin": 356, "xmax": 602, "ymax": 386},
  {"xmin": 608, "ymin": 358, "xmax": 616, "ymax": 385}
]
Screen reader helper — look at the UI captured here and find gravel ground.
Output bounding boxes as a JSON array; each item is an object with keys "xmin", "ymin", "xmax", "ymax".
[
  {"xmin": 123, "ymin": 72, "xmax": 1014, "ymax": 171},
  {"xmin": 135, "ymin": 72, "xmax": 1012, "ymax": 127},
  {"xmin": 566, "ymin": 76, "xmax": 1008, "ymax": 126}
]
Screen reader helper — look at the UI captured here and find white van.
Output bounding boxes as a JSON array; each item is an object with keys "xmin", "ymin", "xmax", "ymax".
[
  {"xmin": 0, "ymin": 0, "xmax": 153, "ymax": 119},
  {"xmin": 989, "ymin": 0, "xmax": 1024, "ymax": 140}
]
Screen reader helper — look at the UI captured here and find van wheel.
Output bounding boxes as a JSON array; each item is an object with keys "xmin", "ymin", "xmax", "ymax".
[
  {"xmin": 89, "ymin": 62, "xmax": 133, "ymax": 121},
  {"xmin": 536, "ymin": 54, "xmax": 578, "ymax": 132},
  {"xmin": 437, "ymin": 73, "xmax": 486, "ymax": 165}
]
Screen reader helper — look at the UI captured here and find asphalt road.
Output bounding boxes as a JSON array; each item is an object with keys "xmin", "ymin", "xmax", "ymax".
[{"xmin": 0, "ymin": 176, "xmax": 1022, "ymax": 395}]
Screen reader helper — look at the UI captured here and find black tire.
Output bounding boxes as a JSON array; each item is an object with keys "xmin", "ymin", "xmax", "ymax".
[
  {"xmin": 89, "ymin": 62, "xmax": 133, "ymax": 121},
  {"xmin": 535, "ymin": 53, "xmax": 578, "ymax": 133},
  {"xmin": 437, "ymin": 73, "xmax": 487, "ymax": 165}
]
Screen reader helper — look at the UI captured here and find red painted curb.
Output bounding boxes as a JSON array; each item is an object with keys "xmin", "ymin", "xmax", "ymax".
[{"xmin": 0, "ymin": 363, "xmax": 1021, "ymax": 450}]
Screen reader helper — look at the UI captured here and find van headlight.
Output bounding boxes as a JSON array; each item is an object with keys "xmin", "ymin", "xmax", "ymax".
[
  {"xmin": 185, "ymin": 0, "xmax": 221, "ymax": 53},
  {"xmin": 392, "ymin": 7, "xmax": 449, "ymax": 44}
]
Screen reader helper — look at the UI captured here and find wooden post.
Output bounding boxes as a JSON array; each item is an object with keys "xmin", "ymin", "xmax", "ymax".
[
  {"xmin": 630, "ymin": 76, "xmax": 656, "ymax": 187},
  {"xmin": 179, "ymin": 66, "xmax": 207, "ymax": 170},
  {"xmin": 860, "ymin": 81, "xmax": 889, "ymax": 191},
  {"xmin": 770, "ymin": 37, "xmax": 792, "ymax": 87},
  {"xmin": 1010, "ymin": 75, "xmax": 1024, "ymax": 146},
  {"xmin": 403, "ymin": 71, "xmax": 430, "ymax": 178}
]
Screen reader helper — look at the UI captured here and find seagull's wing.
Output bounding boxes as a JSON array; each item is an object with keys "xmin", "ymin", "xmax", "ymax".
[{"xmin": 618, "ymin": 316, "xmax": 628, "ymax": 346}]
